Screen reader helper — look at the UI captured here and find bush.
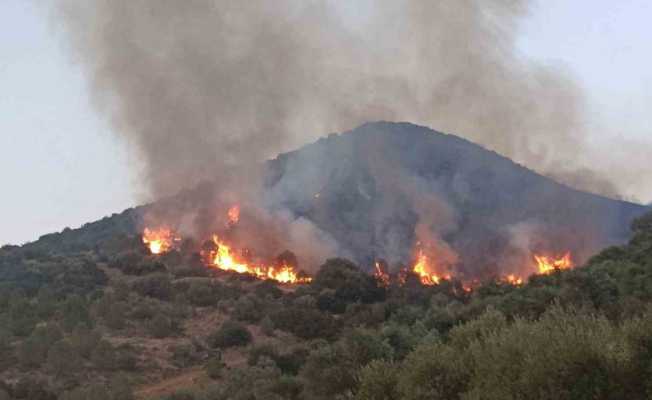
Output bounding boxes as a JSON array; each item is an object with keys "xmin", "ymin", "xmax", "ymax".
[
  {"xmin": 132, "ymin": 275, "xmax": 172, "ymax": 300},
  {"xmin": 271, "ymin": 307, "xmax": 339, "ymax": 340},
  {"xmin": 260, "ymin": 315, "xmax": 275, "ymax": 336},
  {"xmin": 355, "ymin": 360, "xmax": 400, "ymax": 400},
  {"xmin": 47, "ymin": 340, "xmax": 81, "ymax": 376},
  {"xmin": 207, "ymin": 320, "xmax": 252, "ymax": 349},
  {"xmin": 186, "ymin": 282, "xmax": 217, "ymax": 307},
  {"xmin": 148, "ymin": 314, "xmax": 177, "ymax": 338},
  {"xmin": 232, "ymin": 295, "xmax": 264, "ymax": 323}
]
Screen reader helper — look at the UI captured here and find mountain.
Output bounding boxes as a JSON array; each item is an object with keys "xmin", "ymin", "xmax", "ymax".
[
  {"xmin": 264, "ymin": 122, "xmax": 648, "ymax": 275},
  {"xmin": 9, "ymin": 121, "xmax": 648, "ymax": 278},
  {"xmin": 2, "ymin": 121, "xmax": 652, "ymax": 399}
]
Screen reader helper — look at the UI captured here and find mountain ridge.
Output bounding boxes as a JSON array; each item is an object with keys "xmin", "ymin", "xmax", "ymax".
[{"xmin": 8, "ymin": 121, "xmax": 649, "ymax": 279}]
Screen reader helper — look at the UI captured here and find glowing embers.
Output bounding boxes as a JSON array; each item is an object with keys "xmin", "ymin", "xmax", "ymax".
[
  {"xmin": 503, "ymin": 274, "xmax": 524, "ymax": 285},
  {"xmin": 142, "ymin": 227, "xmax": 178, "ymax": 255},
  {"xmin": 227, "ymin": 205, "xmax": 240, "ymax": 226},
  {"xmin": 374, "ymin": 261, "xmax": 391, "ymax": 287},
  {"xmin": 534, "ymin": 252, "xmax": 573, "ymax": 275},
  {"xmin": 206, "ymin": 235, "xmax": 311, "ymax": 284}
]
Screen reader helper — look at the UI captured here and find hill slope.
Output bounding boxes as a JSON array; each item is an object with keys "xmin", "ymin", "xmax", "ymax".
[
  {"xmin": 264, "ymin": 122, "xmax": 647, "ymax": 274},
  {"xmin": 8, "ymin": 121, "xmax": 648, "ymax": 278}
]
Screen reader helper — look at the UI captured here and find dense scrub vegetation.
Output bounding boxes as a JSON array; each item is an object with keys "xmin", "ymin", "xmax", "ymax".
[{"xmin": 0, "ymin": 211, "xmax": 651, "ymax": 399}]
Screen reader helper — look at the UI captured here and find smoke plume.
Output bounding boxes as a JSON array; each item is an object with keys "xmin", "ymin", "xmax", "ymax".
[
  {"xmin": 54, "ymin": 1, "xmax": 648, "ymax": 273},
  {"xmin": 56, "ymin": 0, "xmax": 604, "ymax": 199}
]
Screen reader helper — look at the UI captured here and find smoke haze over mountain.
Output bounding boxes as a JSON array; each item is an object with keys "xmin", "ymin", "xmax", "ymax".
[{"xmin": 55, "ymin": 0, "xmax": 640, "ymax": 201}]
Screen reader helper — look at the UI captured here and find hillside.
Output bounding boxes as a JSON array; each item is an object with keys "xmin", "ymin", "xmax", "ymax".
[
  {"xmin": 268, "ymin": 122, "xmax": 646, "ymax": 273},
  {"xmin": 11, "ymin": 122, "xmax": 648, "ymax": 276},
  {"xmin": 1, "ymin": 122, "xmax": 651, "ymax": 399},
  {"xmin": 0, "ymin": 186, "xmax": 651, "ymax": 399}
]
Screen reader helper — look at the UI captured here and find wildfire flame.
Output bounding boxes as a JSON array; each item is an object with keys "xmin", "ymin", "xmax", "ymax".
[
  {"xmin": 504, "ymin": 274, "xmax": 524, "ymax": 285},
  {"xmin": 374, "ymin": 262, "xmax": 391, "ymax": 287},
  {"xmin": 534, "ymin": 252, "xmax": 573, "ymax": 275},
  {"xmin": 142, "ymin": 227, "xmax": 176, "ymax": 255},
  {"xmin": 208, "ymin": 235, "xmax": 311, "ymax": 284},
  {"xmin": 412, "ymin": 250, "xmax": 449, "ymax": 285},
  {"xmin": 227, "ymin": 205, "xmax": 240, "ymax": 226}
]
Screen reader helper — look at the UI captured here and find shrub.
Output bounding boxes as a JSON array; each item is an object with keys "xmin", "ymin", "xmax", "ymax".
[
  {"xmin": 355, "ymin": 360, "xmax": 400, "ymax": 400},
  {"xmin": 47, "ymin": 340, "xmax": 81, "ymax": 376},
  {"xmin": 271, "ymin": 307, "xmax": 339, "ymax": 340},
  {"xmin": 260, "ymin": 315, "xmax": 275, "ymax": 336},
  {"xmin": 148, "ymin": 314, "xmax": 177, "ymax": 338},
  {"xmin": 132, "ymin": 275, "xmax": 172, "ymax": 300},
  {"xmin": 207, "ymin": 320, "xmax": 252, "ymax": 349},
  {"xmin": 232, "ymin": 295, "xmax": 264, "ymax": 323},
  {"xmin": 186, "ymin": 282, "xmax": 217, "ymax": 307}
]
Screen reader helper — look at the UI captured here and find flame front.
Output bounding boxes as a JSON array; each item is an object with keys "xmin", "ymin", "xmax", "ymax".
[
  {"xmin": 534, "ymin": 252, "xmax": 573, "ymax": 275},
  {"xmin": 412, "ymin": 250, "xmax": 448, "ymax": 285},
  {"xmin": 208, "ymin": 235, "xmax": 310, "ymax": 284},
  {"xmin": 142, "ymin": 227, "xmax": 175, "ymax": 255}
]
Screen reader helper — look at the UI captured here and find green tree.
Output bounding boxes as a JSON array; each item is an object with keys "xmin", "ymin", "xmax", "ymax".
[{"xmin": 355, "ymin": 360, "xmax": 400, "ymax": 400}]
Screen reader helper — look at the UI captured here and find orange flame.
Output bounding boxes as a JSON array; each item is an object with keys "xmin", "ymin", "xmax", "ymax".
[
  {"xmin": 534, "ymin": 252, "xmax": 573, "ymax": 275},
  {"xmin": 374, "ymin": 262, "xmax": 391, "ymax": 287},
  {"xmin": 227, "ymin": 205, "xmax": 240, "ymax": 226},
  {"xmin": 208, "ymin": 235, "xmax": 311, "ymax": 284},
  {"xmin": 142, "ymin": 227, "xmax": 176, "ymax": 255},
  {"xmin": 504, "ymin": 274, "xmax": 524, "ymax": 285},
  {"xmin": 412, "ymin": 250, "xmax": 449, "ymax": 285}
]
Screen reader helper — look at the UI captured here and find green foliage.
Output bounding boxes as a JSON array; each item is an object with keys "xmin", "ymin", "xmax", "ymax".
[
  {"xmin": 91, "ymin": 339, "xmax": 116, "ymax": 370},
  {"xmin": 60, "ymin": 294, "xmax": 93, "ymax": 332},
  {"xmin": 132, "ymin": 274, "xmax": 173, "ymax": 300},
  {"xmin": 47, "ymin": 339, "xmax": 81, "ymax": 376},
  {"xmin": 69, "ymin": 324, "xmax": 101, "ymax": 358},
  {"xmin": 355, "ymin": 360, "xmax": 400, "ymax": 400},
  {"xmin": 186, "ymin": 281, "xmax": 218, "ymax": 307},
  {"xmin": 271, "ymin": 306, "xmax": 339, "ymax": 339},
  {"xmin": 260, "ymin": 315, "xmax": 275, "ymax": 336},
  {"xmin": 232, "ymin": 294, "xmax": 265, "ymax": 323},
  {"xmin": 464, "ymin": 307, "xmax": 625, "ymax": 400},
  {"xmin": 207, "ymin": 320, "xmax": 252, "ymax": 349},
  {"xmin": 148, "ymin": 313, "xmax": 178, "ymax": 338},
  {"xmin": 17, "ymin": 323, "xmax": 63, "ymax": 368},
  {"xmin": 300, "ymin": 344, "xmax": 356, "ymax": 399},
  {"xmin": 6, "ymin": 295, "xmax": 38, "ymax": 336},
  {"xmin": 312, "ymin": 258, "xmax": 386, "ymax": 309}
]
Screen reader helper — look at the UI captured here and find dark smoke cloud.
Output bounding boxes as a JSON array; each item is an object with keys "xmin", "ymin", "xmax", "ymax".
[{"xmin": 55, "ymin": 0, "xmax": 612, "ymax": 200}]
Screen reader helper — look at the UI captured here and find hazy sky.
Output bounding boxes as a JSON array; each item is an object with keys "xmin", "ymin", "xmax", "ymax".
[{"xmin": 1, "ymin": 0, "xmax": 651, "ymax": 246}]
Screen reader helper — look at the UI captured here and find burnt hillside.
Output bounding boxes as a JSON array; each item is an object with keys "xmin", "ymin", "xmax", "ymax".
[{"xmin": 264, "ymin": 122, "xmax": 648, "ymax": 275}]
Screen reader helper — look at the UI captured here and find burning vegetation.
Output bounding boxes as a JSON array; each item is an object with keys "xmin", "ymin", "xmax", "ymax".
[
  {"xmin": 142, "ymin": 216, "xmax": 576, "ymax": 288},
  {"xmin": 142, "ymin": 206, "xmax": 576, "ymax": 289},
  {"xmin": 534, "ymin": 252, "xmax": 574, "ymax": 275},
  {"xmin": 142, "ymin": 227, "xmax": 178, "ymax": 255},
  {"xmin": 204, "ymin": 235, "xmax": 311, "ymax": 284},
  {"xmin": 142, "ymin": 205, "xmax": 311, "ymax": 284}
]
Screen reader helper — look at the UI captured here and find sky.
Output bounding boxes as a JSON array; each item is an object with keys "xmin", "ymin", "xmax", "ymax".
[{"xmin": 1, "ymin": 0, "xmax": 651, "ymax": 246}]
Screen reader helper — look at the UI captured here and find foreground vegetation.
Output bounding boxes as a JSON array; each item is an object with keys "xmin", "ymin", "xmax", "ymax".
[{"xmin": 0, "ymin": 211, "xmax": 651, "ymax": 399}]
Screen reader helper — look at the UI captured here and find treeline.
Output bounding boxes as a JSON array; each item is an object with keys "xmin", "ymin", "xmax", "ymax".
[{"xmin": 0, "ymin": 212, "xmax": 650, "ymax": 399}]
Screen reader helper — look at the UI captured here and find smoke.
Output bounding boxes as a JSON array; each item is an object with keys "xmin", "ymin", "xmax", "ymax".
[
  {"xmin": 55, "ymin": 0, "xmax": 605, "ymax": 199},
  {"xmin": 54, "ymin": 0, "xmax": 646, "ymax": 271}
]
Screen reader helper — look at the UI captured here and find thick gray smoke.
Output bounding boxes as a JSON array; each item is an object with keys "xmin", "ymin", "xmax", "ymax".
[
  {"xmin": 56, "ymin": 0, "xmax": 603, "ymax": 198},
  {"xmin": 55, "ymin": 0, "xmax": 647, "ymax": 273}
]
